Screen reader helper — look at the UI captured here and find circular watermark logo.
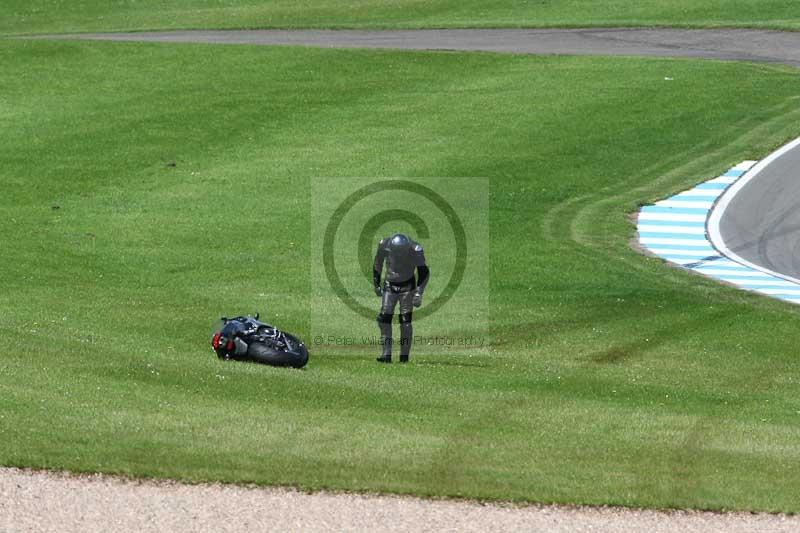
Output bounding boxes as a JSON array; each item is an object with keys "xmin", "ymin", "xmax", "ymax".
[{"xmin": 322, "ymin": 180, "xmax": 467, "ymax": 321}]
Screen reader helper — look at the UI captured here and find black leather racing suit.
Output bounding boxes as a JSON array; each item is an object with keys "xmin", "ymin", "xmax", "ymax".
[{"xmin": 373, "ymin": 234, "xmax": 430, "ymax": 362}]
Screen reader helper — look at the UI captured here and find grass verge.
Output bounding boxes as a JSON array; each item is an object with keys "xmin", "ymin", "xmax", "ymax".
[{"xmin": 1, "ymin": 39, "xmax": 800, "ymax": 512}]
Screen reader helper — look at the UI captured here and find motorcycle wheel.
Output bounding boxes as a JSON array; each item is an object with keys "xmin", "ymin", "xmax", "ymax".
[
  {"xmin": 282, "ymin": 333, "xmax": 309, "ymax": 368},
  {"xmin": 247, "ymin": 340, "xmax": 308, "ymax": 369}
]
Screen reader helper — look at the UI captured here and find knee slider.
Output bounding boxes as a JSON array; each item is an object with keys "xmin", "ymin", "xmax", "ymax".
[
  {"xmin": 399, "ymin": 312, "xmax": 413, "ymax": 324},
  {"xmin": 377, "ymin": 313, "xmax": 393, "ymax": 324}
]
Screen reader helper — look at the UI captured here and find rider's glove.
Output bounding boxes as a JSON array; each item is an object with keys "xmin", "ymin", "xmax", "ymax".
[
  {"xmin": 412, "ymin": 291, "xmax": 423, "ymax": 308},
  {"xmin": 374, "ymin": 285, "xmax": 382, "ymax": 297}
]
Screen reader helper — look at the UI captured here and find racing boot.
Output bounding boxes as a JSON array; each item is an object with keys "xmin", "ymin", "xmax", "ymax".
[
  {"xmin": 377, "ymin": 337, "xmax": 392, "ymax": 363},
  {"xmin": 377, "ymin": 313, "xmax": 393, "ymax": 363},
  {"xmin": 399, "ymin": 313, "xmax": 412, "ymax": 363}
]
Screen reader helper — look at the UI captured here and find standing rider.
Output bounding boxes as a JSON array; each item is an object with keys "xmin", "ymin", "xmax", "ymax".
[{"xmin": 373, "ymin": 233, "xmax": 430, "ymax": 363}]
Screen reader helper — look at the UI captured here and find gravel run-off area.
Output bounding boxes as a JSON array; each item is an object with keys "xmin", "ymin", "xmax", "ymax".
[{"xmin": 2, "ymin": 467, "xmax": 800, "ymax": 532}]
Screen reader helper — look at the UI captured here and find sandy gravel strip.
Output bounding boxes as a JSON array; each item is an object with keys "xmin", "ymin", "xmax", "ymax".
[
  {"xmin": 27, "ymin": 28, "xmax": 800, "ymax": 68},
  {"xmin": 2, "ymin": 467, "xmax": 799, "ymax": 532}
]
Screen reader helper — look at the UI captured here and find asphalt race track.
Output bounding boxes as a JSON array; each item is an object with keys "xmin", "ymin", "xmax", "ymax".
[
  {"xmin": 717, "ymin": 143, "xmax": 800, "ymax": 281},
  {"xmin": 39, "ymin": 28, "xmax": 800, "ymax": 68}
]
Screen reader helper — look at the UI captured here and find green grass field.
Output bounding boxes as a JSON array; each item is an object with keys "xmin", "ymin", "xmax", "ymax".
[
  {"xmin": 2, "ymin": 0, "xmax": 800, "ymax": 35},
  {"xmin": 2, "ymin": 35, "xmax": 800, "ymax": 512}
]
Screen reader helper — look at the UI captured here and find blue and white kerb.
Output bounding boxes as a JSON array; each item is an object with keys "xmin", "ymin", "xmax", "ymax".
[{"xmin": 637, "ymin": 161, "xmax": 800, "ymax": 305}]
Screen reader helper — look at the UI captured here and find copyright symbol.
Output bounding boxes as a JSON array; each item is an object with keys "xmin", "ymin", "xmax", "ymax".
[
  {"xmin": 313, "ymin": 336, "xmax": 324, "ymax": 346},
  {"xmin": 322, "ymin": 180, "xmax": 467, "ymax": 321}
]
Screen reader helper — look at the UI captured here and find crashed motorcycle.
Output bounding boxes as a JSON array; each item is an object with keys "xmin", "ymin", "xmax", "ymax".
[{"xmin": 211, "ymin": 314, "xmax": 309, "ymax": 369}]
